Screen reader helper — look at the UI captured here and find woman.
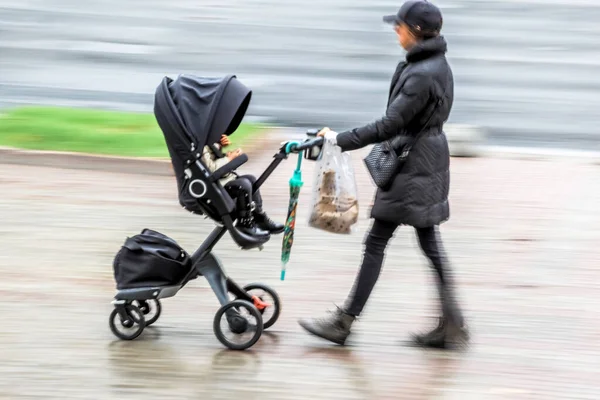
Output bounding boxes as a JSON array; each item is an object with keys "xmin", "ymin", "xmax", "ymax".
[{"xmin": 299, "ymin": 0, "xmax": 469, "ymax": 349}]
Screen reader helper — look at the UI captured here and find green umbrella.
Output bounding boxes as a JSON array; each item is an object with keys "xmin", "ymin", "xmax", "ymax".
[{"xmin": 280, "ymin": 143, "xmax": 304, "ymax": 281}]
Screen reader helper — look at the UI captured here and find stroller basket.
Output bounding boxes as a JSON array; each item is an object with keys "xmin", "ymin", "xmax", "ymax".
[{"xmin": 113, "ymin": 229, "xmax": 193, "ymax": 290}]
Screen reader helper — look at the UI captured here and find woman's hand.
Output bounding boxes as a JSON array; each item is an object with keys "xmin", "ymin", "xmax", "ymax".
[
  {"xmin": 226, "ymin": 148, "xmax": 243, "ymax": 160},
  {"xmin": 220, "ymin": 134, "xmax": 231, "ymax": 147},
  {"xmin": 317, "ymin": 127, "xmax": 338, "ymax": 144},
  {"xmin": 317, "ymin": 127, "xmax": 332, "ymax": 137}
]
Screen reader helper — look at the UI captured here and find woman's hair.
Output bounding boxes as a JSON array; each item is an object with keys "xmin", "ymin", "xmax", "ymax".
[
  {"xmin": 409, "ymin": 19, "xmax": 442, "ymax": 40},
  {"xmin": 418, "ymin": 31, "xmax": 440, "ymax": 40}
]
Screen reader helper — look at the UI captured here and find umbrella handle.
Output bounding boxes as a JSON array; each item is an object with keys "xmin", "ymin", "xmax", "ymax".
[
  {"xmin": 284, "ymin": 141, "xmax": 301, "ymax": 154},
  {"xmin": 295, "ymin": 152, "xmax": 303, "ymax": 171},
  {"xmin": 290, "ymin": 152, "xmax": 304, "ymax": 186}
]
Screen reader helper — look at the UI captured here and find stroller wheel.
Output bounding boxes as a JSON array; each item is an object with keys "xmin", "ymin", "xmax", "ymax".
[
  {"xmin": 213, "ymin": 299, "xmax": 263, "ymax": 350},
  {"xmin": 134, "ymin": 299, "xmax": 162, "ymax": 326},
  {"xmin": 242, "ymin": 283, "xmax": 281, "ymax": 330},
  {"xmin": 109, "ymin": 304, "xmax": 146, "ymax": 340}
]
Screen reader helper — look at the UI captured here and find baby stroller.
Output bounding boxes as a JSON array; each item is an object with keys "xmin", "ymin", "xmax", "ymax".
[{"xmin": 108, "ymin": 74, "xmax": 324, "ymax": 350}]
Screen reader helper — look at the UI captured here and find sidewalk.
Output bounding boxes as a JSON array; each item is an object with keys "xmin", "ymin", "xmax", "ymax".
[{"xmin": 0, "ymin": 137, "xmax": 599, "ymax": 399}]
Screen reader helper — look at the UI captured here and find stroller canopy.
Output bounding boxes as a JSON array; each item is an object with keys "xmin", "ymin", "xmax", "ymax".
[{"xmin": 155, "ymin": 74, "xmax": 252, "ymax": 159}]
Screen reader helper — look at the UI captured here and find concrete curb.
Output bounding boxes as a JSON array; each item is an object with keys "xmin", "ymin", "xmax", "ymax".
[
  {"xmin": 0, "ymin": 146, "xmax": 175, "ymax": 176},
  {"xmin": 479, "ymin": 145, "xmax": 600, "ymax": 162},
  {"xmin": 0, "ymin": 128, "xmax": 284, "ymax": 176},
  {"xmin": 445, "ymin": 123, "xmax": 486, "ymax": 157},
  {"xmin": 444, "ymin": 124, "xmax": 600, "ymax": 162},
  {"xmin": 2, "ymin": 126, "xmax": 598, "ymax": 175}
]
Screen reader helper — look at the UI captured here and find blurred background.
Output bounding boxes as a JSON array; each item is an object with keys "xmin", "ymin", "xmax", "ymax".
[
  {"xmin": 2, "ymin": 1, "xmax": 600, "ymax": 399},
  {"xmin": 2, "ymin": 0, "xmax": 600, "ymax": 150}
]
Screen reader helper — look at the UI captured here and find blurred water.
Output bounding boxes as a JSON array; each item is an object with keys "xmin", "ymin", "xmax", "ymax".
[{"xmin": 1, "ymin": 0, "xmax": 600, "ymax": 149}]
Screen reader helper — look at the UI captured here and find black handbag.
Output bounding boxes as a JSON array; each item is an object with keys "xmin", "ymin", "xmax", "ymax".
[
  {"xmin": 363, "ymin": 91, "xmax": 446, "ymax": 190},
  {"xmin": 363, "ymin": 136, "xmax": 411, "ymax": 190}
]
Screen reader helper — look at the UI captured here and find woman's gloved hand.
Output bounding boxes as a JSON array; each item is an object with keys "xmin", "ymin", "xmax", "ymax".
[{"xmin": 317, "ymin": 127, "xmax": 339, "ymax": 145}]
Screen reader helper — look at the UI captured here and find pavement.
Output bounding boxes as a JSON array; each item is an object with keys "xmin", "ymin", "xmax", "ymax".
[
  {"xmin": 1, "ymin": 134, "xmax": 599, "ymax": 399},
  {"xmin": 2, "ymin": 0, "xmax": 600, "ymax": 150}
]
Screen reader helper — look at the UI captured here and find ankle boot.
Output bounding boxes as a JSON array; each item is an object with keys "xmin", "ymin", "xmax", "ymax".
[
  {"xmin": 412, "ymin": 287, "xmax": 469, "ymax": 349},
  {"xmin": 411, "ymin": 316, "xmax": 469, "ymax": 349},
  {"xmin": 253, "ymin": 210, "xmax": 284, "ymax": 234},
  {"xmin": 298, "ymin": 306, "xmax": 355, "ymax": 345},
  {"xmin": 235, "ymin": 212, "xmax": 269, "ymax": 238}
]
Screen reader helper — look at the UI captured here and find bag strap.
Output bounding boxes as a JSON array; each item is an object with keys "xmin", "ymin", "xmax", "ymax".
[
  {"xmin": 396, "ymin": 73, "xmax": 449, "ymax": 159},
  {"xmin": 123, "ymin": 237, "xmax": 142, "ymax": 251}
]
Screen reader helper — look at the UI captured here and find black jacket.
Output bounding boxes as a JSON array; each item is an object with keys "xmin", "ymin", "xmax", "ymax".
[{"xmin": 336, "ymin": 36, "xmax": 453, "ymax": 228}]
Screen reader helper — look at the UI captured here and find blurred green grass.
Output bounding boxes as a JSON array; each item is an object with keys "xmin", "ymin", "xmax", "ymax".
[{"xmin": 0, "ymin": 106, "xmax": 265, "ymax": 157}]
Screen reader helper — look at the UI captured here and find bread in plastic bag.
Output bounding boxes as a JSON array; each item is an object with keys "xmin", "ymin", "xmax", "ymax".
[{"xmin": 308, "ymin": 140, "xmax": 359, "ymax": 234}]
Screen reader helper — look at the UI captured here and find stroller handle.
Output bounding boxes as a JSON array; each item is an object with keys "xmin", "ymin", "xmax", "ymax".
[
  {"xmin": 293, "ymin": 137, "xmax": 324, "ymax": 152},
  {"xmin": 281, "ymin": 128, "xmax": 326, "ymax": 154},
  {"xmin": 257, "ymin": 133, "xmax": 324, "ymax": 194}
]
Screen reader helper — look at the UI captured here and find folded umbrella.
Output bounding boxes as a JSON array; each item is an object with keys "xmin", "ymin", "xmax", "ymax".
[{"xmin": 280, "ymin": 149, "xmax": 304, "ymax": 281}]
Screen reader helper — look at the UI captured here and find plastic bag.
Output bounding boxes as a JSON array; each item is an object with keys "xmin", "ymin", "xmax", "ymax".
[{"xmin": 308, "ymin": 140, "xmax": 359, "ymax": 234}]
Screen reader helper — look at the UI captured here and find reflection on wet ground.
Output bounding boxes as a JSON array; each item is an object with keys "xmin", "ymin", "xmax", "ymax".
[{"xmin": 1, "ymin": 146, "xmax": 600, "ymax": 398}]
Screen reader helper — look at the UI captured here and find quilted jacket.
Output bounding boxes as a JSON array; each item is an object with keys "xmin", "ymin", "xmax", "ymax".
[{"xmin": 336, "ymin": 35, "xmax": 453, "ymax": 227}]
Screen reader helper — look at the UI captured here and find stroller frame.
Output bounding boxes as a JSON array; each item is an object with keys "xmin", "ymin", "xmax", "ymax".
[
  {"xmin": 108, "ymin": 73, "xmax": 324, "ymax": 350},
  {"xmin": 112, "ymin": 146, "xmax": 291, "ymax": 305}
]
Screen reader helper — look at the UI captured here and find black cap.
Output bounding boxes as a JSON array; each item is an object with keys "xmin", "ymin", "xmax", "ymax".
[{"xmin": 383, "ymin": 0, "xmax": 443, "ymax": 36}]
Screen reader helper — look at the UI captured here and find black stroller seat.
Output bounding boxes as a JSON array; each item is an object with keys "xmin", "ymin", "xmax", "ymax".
[{"xmin": 153, "ymin": 74, "xmax": 269, "ymax": 250}]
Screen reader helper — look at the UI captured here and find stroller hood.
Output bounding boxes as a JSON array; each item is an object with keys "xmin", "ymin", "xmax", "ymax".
[
  {"xmin": 156, "ymin": 74, "xmax": 252, "ymax": 155},
  {"xmin": 153, "ymin": 73, "xmax": 252, "ymax": 216}
]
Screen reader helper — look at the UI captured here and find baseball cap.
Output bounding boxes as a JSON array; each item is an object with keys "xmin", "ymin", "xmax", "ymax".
[{"xmin": 383, "ymin": 0, "xmax": 443, "ymax": 36}]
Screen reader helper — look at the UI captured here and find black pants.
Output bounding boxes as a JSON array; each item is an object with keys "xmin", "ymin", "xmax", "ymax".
[
  {"xmin": 224, "ymin": 174, "xmax": 263, "ymax": 215},
  {"xmin": 344, "ymin": 219, "xmax": 462, "ymax": 322}
]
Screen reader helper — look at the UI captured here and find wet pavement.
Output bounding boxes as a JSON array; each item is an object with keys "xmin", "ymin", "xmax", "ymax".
[
  {"xmin": 2, "ymin": 0, "xmax": 600, "ymax": 149},
  {"xmin": 1, "ymin": 138, "xmax": 600, "ymax": 398}
]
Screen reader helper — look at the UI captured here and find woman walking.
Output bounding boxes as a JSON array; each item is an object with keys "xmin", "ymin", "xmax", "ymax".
[{"xmin": 299, "ymin": 0, "xmax": 469, "ymax": 349}]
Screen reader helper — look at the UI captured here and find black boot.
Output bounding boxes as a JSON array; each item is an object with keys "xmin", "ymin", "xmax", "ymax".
[
  {"xmin": 412, "ymin": 287, "xmax": 469, "ymax": 349},
  {"xmin": 235, "ymin": 212, "xmax": 269, "ymax": 239},
  {"xmin": 411, "ymin": 317, "xmax": 469, "ymax": 349},
  {"xmin": 253, "ymin": 210, "xmax": 284, "ymax": 234},
  {"xmin": 298, "ymin": 306, "xmax": 355, "ymax": 345}
]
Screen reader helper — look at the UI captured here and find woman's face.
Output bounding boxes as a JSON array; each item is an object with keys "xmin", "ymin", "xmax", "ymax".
[{"xmin": 395, "ymin": 23, "xmax": 417, "ymax": 50}]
